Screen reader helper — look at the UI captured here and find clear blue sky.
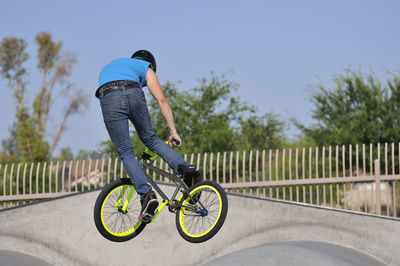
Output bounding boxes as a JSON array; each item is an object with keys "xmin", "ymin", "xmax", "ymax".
[{"xmin": 1, "ymin": 0, "xmax": 399, "ymax": 156}]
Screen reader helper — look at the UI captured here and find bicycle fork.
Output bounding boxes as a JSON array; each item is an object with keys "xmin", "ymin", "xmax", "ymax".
[{"xmin": 115, "ymin": 185, "xmax": 135, "ymax": 214}]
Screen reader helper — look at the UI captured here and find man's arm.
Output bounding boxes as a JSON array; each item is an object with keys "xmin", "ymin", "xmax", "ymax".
[{"xmin": 146, "ymin": 68, "xmax": 181, "ymax": 147}]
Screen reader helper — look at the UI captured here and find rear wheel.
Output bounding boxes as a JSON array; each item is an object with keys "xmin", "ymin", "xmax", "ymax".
[
  {"xmin": 175, "ymin": 181, "xmax": 228, "ymax": 243},
  {"xmin": 93, "ymin": 178, "xmax": 145, "ymax": 242}
]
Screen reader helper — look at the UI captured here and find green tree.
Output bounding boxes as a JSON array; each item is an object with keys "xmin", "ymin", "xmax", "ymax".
[
  {"xmin": 297, "ymin": 71, "xmax": 400, "ymax": 146},
  {"xmin": 239, "ymin": 112, "xmax": 287, "ymax": 150},
  {"xmin": 0, "ymin": 33, "xmax": 89, "ymax": 162},
  {"xmin": 298, "ymin": 70, "xmax": 400, "ymax": 214},
  {"xmin": 56, "ymin": 147, "xmax": 74, "ymax": 161},
  {"xmin": 75, "ymin": 148, "xmax": 103, "ymax": 160},
  {"xmin": 0, "ymin": 36, "xmax": 46, "ymax": 161},
  {"xmin": 0, "ymin": 123, "xmax": 22, "ymax": 163},
  {"xmin": 148, "ymin": 74, "xmax": 253, "ymax": 153}
]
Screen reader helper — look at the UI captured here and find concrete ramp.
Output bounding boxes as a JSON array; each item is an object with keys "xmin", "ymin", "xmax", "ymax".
[
  {"xmin": 0, "ymin": 184, "xmax": 398, "ymax": 266},
  {"xmin": 204, "ymin": 241, "xmax": 386, "ymax": 266}
]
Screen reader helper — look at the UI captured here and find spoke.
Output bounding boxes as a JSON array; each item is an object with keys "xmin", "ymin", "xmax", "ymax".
[
  {"xmin": 120, "ymin": 215, "xmax": 127, "ymax": 233},
  {"xmin": 201, "ymin": 217, "xmax": 207, "ymax": 233},
  {"xmin": 207, "ymin": 196, "xmax": 218, "ymax": 206},
  {"xmin": 126, "ymin": 213, "xmax": 136, "ymax": 228},
  {"xmin": 110, "ymin": 214, "xmax": 120, "ymax": 232},
  {"xmin": 117, "ymin": 217, "xmax": 124, "ymax": 232},
  {"xmin": 183, "ymin": 214, "xmax": 202, "ymax": 217},
  {"xmin": 187, "ymin": 217, "xmax": 198, "ymax": 232},
  {"xmin": 184, "ymin": 212, "xmax": 196, "ymax": 225},
  {"xmin": 103, "ymin": 213, "xmax": 118, "ymax": 223},
  {"xmin": 208, "ymin": 209, "xmax": 220, "ymax": 216},
  {"xmin": 207, "ymin": 212, "xmax": 218, "ymax": 220},
  {"xmin": 122, "ymin": 216, "xmax": 130, "ymax": 232},
  {"xmin": 103, "ymin": 212, "xmax": 117, "ymax": 217}
]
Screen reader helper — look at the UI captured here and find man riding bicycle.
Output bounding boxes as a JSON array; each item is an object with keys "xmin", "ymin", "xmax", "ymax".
[{"xmin": 96, "ymin": 50, "xmax": 200, "ymax": 222}]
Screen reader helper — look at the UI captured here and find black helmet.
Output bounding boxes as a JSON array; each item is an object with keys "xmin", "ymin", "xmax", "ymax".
[{"xmin": 131, "ymin": 50, "xmax": 157, "ymax": 73}]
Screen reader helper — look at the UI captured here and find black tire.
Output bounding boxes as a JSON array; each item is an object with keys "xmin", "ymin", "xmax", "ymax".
[
  {"xmin": 93, "ymin": 178, "xmax": 146, "ymax": 242},
  {"xmin": 175, "ymin": 181, "xmax": 228, "ymax": 243}
]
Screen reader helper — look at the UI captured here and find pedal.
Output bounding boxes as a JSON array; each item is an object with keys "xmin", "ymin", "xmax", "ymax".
[{"xmin": 139, "ymin": 213, "xmax": 154, "ymax": 224}]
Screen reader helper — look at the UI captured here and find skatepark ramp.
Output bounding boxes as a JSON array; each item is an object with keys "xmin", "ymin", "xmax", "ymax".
[{"xmin": 0, "ymin": 183, "xmax": 399, "ymax": 266}]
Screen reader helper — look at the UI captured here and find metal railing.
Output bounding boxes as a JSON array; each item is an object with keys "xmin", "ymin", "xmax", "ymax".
[{"xmin": 1, "ymin": 143, "xmax": 399, "ymax": 217}]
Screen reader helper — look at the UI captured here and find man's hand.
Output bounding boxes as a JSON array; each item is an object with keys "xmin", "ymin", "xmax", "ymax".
[{"xmin": 169, "ymin": 133, "xmax": 182, "ymax": 147}]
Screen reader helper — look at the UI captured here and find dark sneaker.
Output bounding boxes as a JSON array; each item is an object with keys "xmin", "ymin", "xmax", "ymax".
[
  {"xmin": 178, "ymin": 164, "xmax": 202, "ymax": 187},
  {"xmin": 139, "ymin": 191, "xmax": 159, "ymax": 224}
]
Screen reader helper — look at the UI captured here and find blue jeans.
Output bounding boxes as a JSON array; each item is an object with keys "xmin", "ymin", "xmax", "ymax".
[{"xmin": 100, "ymin": 87, "xmax": 186, "ymax": 197}]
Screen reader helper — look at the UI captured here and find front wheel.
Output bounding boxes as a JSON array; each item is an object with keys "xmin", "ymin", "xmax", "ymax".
[
  {"xmin": 93, "ymin": 178, "xmax": 145, "ymax": 242},
  {"xmin": 176, "ymin": 181, "xmax": 228, "ymax": 243}
]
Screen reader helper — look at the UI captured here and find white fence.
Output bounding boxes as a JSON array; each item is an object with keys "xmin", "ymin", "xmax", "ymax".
[{"xmin": 1, "ymin": 143, "xmax": 399, "ymax": 217}]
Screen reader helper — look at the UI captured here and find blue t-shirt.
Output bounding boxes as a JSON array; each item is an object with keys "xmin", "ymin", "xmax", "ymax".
[{"xmin": 98, "ymin": 58, "xmax": 151, "ymax": 88}]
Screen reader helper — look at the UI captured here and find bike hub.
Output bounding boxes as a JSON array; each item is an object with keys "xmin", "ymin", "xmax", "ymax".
[
  {"xmin": 118, "ymin": 206, "xmax": 127, "ymax": 214},
  {"xmin": 198, "ymin": 208, "xmax": 208, "ymax": 216}
]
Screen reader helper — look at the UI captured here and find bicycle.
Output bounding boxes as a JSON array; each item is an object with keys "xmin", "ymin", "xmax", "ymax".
[{"xmin": 93, "ymin": 142, "xmax": 228, "ymax": 243}]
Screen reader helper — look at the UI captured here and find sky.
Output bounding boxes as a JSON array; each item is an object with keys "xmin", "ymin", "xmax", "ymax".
[{"xmin": 0, "ymin": 0, "xmax": 399, "ymax": 156}]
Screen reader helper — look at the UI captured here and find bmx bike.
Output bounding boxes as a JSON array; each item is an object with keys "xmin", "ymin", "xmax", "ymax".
[{"xmin": 93, "ymin": 143, "xmax": 228, "ymax": 243}]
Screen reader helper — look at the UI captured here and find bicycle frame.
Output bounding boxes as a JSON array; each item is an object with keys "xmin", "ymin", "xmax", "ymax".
[
  {"xmin": 139, "ymin": 159, "xmax": 204, "ymax": 222},
  {"xmin": 139, "ymin": 160, "xmax": 183, "ymax": 220},
  {"xmin": 115, "ymin": 141, "xmax": 201, "ymax": 222}
]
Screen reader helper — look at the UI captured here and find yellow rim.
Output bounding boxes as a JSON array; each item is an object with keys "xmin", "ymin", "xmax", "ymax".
[
  {"xmin": 179, "ymin": 185, "xmax": 223, "ymax": 238},
  {"xmin": 100, "ymin": 185, "xmax": 143, "ymax": 237}
]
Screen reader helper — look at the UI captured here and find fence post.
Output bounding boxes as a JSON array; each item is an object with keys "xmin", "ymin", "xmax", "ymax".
[{"xmin": 374, "ymin": 159, "xmax": 381, "ymax": 215}]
